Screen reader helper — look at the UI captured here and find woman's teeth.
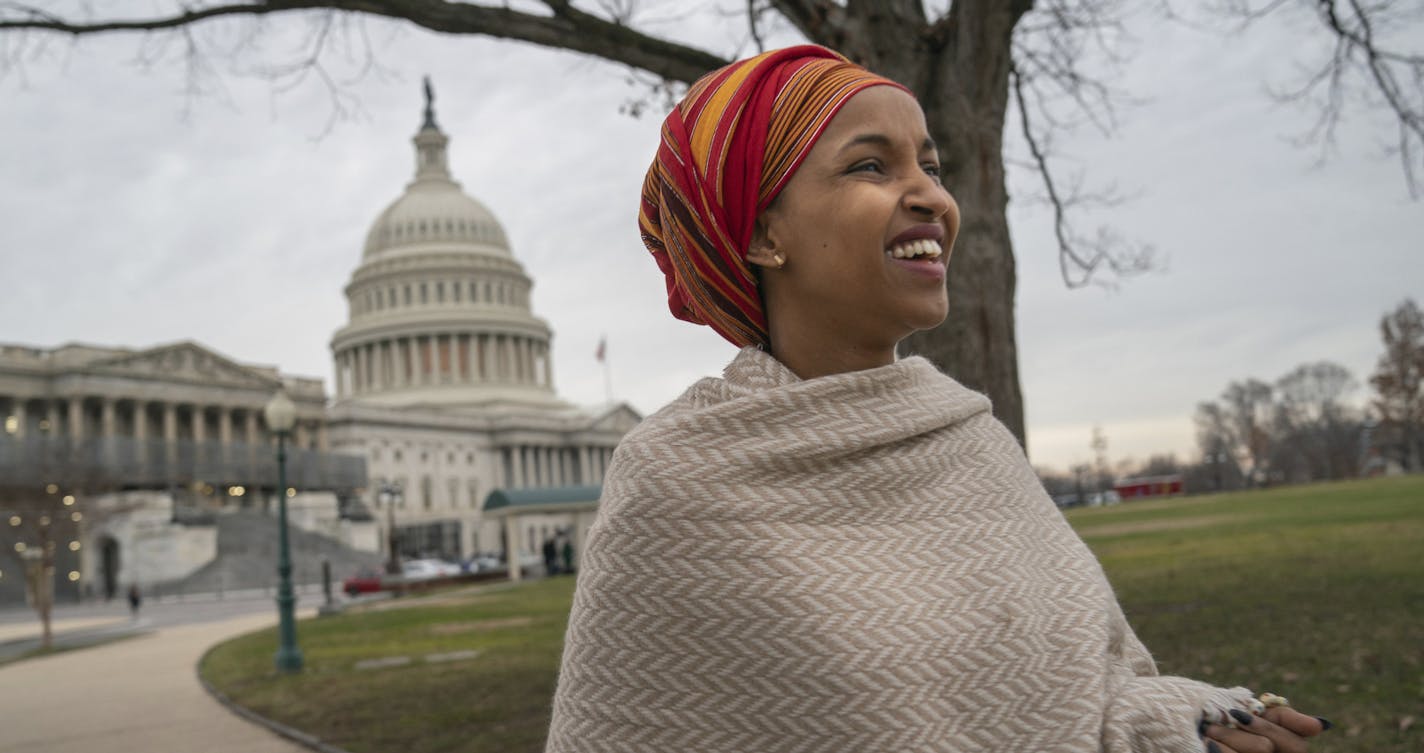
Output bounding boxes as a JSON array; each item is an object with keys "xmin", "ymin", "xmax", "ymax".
[{"xmin": 887, "ymin": 238, "xmax": 943, "ymax": 259}]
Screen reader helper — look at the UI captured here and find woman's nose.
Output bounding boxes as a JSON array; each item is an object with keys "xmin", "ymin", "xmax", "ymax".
[{"xmin": 903, "ymin": 176, "xmax": 952, "ymax": 219}]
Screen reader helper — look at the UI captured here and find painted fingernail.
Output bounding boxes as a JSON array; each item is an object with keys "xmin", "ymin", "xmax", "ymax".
[
  {"xmin": 1229, "ymin": 709, "xmax": 1254, "ymax": 726},
  {"xmin": 1315, "ymin": 716, "xmax": 1334, "ymax": 731},
  {"xmin": 1206, "ymin": 741, "xmax": 1222, "ymax": 753},
  {"xmin": 1198, "ymin": 718, "xmax": 1208, "ymax": 736}
]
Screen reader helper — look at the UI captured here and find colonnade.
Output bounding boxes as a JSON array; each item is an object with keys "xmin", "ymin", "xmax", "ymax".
[
  {"xmin": 0, "ymin": 394, "xmax": 327, "ymax": 450},
  {"xmin": 502, "ymin": 444, "xmax": 614, "ymax": 489},
  {"xmin": 335, "ymin": 332, "xmax": 551, "ymax": 397}
]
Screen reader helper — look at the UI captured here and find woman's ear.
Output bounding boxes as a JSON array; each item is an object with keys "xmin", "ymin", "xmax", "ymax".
[{"xmin": 747, "ymin": 216, "xmax": 785, "ymax": 270}]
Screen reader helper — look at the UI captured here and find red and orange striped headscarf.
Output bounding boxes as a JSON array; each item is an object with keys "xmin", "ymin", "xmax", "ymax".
[{"xmin": 639, "ymin": 45, "xmax": 909, "ymax": 348}]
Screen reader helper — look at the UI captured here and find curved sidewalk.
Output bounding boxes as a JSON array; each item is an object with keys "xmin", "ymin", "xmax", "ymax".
[{"xmin": 0, "ymin": 611, "xmax": 310, "ymax": 753}]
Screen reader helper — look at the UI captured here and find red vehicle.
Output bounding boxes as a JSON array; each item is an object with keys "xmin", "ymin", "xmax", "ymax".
[
  {"xmin": 342, "ymin": 570, "xmax": 386, "ymax": 596},
  {"xmin": 1113, "ymin": 475, "xmax": 1184, "ymax": 500}
]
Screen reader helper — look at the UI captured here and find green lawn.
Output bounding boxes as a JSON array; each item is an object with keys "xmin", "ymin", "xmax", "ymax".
[{"xmin": 201, "ymin": 475, "xmax": 1424, "ymax": 752}]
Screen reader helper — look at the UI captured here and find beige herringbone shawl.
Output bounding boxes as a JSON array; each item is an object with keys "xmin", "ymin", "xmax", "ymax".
[{"xmin": 546, "ymin": 349, "xmax": 1250, "ymax": 752}]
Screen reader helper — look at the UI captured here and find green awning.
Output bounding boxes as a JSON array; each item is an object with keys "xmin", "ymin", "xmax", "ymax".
[{"xmin": 482, "ymin": 485, "xmax": 602, "ymax": 516}]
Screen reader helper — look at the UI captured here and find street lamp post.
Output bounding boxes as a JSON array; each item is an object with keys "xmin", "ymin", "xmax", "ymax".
[
  {"xmin": 263, "ymin": 389, "xmax": 303, "ymax": 674},
  {"xmin": 379, "ymin": 483, "xmax": 403, "ymax": 575}
]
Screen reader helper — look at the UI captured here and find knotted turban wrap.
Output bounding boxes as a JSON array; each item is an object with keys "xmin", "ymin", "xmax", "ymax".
[{"xmin": 638, "ymin": 45, "xmax": 910, "ymax": 348}]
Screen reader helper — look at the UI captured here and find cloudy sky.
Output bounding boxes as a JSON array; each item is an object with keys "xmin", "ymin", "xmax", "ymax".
[{"xmin": 1, "ymin": 3, "xmax": 1419, "ymax": 471}]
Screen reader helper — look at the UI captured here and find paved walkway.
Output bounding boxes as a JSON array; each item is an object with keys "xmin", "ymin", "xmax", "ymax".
[{"xmin": 0, "ymin": 611, "xmax": 312, "ymax": 753}]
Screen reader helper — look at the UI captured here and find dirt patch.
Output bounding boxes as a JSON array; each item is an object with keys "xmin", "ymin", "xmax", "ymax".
[
  {"xmin": 428, "ymin": 617, "xmax": 533, "ymax": 635},
  {"xmin": 1077, "ymin": 514, "xmax": 1237, "ymax": 538}
]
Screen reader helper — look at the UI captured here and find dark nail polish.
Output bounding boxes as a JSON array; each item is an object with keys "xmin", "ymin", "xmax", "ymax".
[
  {"xmin": 1207, "ymin": 741, "xmax": 1222, "ymax": 753},
  {"xmin": 1229, "ymin": 709, "xmax": 1254, "ymax": 726},
  {"xmin": 1197, "ymin": 718, "xmax": 1208, "ymax": 736},
  {"xmin": 1315, "ymin": 716, "xmax": 1334, "ymax": 731}
]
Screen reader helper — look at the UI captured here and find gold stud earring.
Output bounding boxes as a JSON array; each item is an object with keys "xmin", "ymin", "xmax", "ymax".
[{"xmin": 772, "ymin": 253, "xmax": 786, "ymax": 269}]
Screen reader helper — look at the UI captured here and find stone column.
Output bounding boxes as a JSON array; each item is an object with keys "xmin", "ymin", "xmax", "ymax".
[
  {"xmin": 68, "ymin": 398, "xmax": 84, "ymax": 441},
  {"xmin": 12, "ymin": 401, "xmax": 25, "ymax": 439},
  {"xmin": 579, "ymin": 446, "xmax": 591, "ymax": 485},
  {"xmin": 543, "ymin": 343, "xmax": 554, "ymax": 389},
  {"xmin": 132, "ymin": 401, "xmax": 148, "ymax": 470},
  {"xmin": 100, "ymin": 398, "xmax": 116, "ymax": 438},
  {"xmin": 512, "ymin": 446, "xmax": 525, "ymax": 489},
  {"xmin": 244, "ymin": 410, "xmax": 259, "ymax": 446},
  {"xmin": 355, "ymin": 345, "xmax": 367, "ymax": 394},
  {"xmin": 464, "ymin": 333, "xmax": 476, "ymax": 383},
  {"xmin": 218, "ymin": 406, "xmax": 233, "ymax": 446},
  {"xmin": 191, "ymin": 405, "xmax": 206, "ymax": 444},
  {"xmin": 133, "ymin": 402, "xmax": 148, "ymax": 442},
  {"xmin": 162, "ymin": 403, "xmax": 177, "ymax": 442},
  {"xmin": 317, "ymin": 422, "xmax": 329, "ymax": 452}
]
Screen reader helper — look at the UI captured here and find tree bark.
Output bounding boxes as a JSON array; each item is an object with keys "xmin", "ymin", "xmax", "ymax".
[{"xmin": 872, "ymin": 0, "xmax": 1030, "ymax": 448}]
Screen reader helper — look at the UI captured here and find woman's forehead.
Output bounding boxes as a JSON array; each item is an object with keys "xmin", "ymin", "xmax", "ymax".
[{"xmin": 820, "ymin": 87, "xmax": 932, "ymax": 149}]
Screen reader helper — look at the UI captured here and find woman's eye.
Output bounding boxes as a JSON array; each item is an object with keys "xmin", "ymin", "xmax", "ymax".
[
  {"xmin": 922, "ymin": 163, "xmax": 942, "ymax": 178},
  {"xmin": 849, "ymin": 160, "xmax": 884, "ymax": 174}
]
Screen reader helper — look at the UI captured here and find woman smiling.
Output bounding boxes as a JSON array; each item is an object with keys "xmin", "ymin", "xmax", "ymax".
[{"xmin": 544, "ymin": 45, "xmax": 1326, "ymax": 753}]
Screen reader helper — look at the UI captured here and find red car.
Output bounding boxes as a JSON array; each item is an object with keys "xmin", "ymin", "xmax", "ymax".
[{"xmin": 342, "ymin": 570, "xmax": 386, "ymax": 596}]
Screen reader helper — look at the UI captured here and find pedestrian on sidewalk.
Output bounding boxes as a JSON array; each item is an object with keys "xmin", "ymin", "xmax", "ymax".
[{"xmin": 127, "ymin": 584, "xmax": 142, "ymax": 618}]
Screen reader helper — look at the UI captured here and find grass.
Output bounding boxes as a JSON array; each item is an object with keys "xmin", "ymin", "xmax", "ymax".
[
  {"xmin": 1068, "ymin": 475, "xmax": 1424, "ymax": 752},
  {"xmin": 200, "ymin": 579, "xmax": 576, "ymax": 753},
  {"xmin": 201, "ymin": 475, "xmax": 1424, "ymax": 753}
]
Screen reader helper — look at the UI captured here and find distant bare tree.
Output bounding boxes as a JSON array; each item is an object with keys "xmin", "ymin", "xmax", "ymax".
[
  {"xmin": 1194, "ymin": 400, "xmax": 1241, "ymax": 491},
  {"xmin": 1370, "ymin": 298, "xmax": 1424, "ymax": 470},
  {"xmin": 1220, "ymin": 379, "xmax": 1275, "ymax": 486},
  {"xmin": 1273, "ymin": 360, "xmax": 1361, "ymax": 481},
  {"xmin": 1, "ymin": 1, "xmax": 1420, "ymax": 446},
  {"xmin": 0, "ymin": 438, "xmax": 131, "ymax": 649}
]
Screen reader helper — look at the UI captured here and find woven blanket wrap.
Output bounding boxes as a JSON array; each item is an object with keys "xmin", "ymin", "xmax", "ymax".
[{"xmin": 546, "ymin": 348, "xmax": 1253, "ymax": 753}]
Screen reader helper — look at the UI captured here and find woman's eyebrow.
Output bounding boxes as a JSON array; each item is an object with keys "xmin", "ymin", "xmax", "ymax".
[{"xmin": 838, "ymin": 133, "xmax": 939, "ymax": 154}]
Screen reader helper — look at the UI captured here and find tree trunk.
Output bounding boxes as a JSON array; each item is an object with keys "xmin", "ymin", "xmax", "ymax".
[{"xmin": 862, "ymin": 1, "xmax": 1028, "ymax": 448}]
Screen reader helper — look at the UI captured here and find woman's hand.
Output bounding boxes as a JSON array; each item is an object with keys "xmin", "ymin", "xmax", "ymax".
[{"xmin": 1203, "ymin": 707, "xmax": 1331, "ymax": 753}]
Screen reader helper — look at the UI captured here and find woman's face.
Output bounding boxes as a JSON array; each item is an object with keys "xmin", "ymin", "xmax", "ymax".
[{"xmin": 754, "ymin": 85, "xmax": 960, "ymax": 350}]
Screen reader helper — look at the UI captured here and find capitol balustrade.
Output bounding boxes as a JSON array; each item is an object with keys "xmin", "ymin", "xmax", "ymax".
[{"xmin": 0, "ymin": 435, "xmax": 365, "ymax": 492}]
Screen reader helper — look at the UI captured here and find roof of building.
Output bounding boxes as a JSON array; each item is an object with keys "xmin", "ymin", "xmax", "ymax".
[
  {"xmin": 361, "ymin": 84, "xmax": 510, "ymax": 259},
  {"xmin": 483, "ymin": 485, "xmax": 602, "ymax": 515}
]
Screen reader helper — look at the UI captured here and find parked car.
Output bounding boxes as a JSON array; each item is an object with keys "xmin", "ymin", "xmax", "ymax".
[
  {"xmin": 401, "ymin": 558, "xmax": 462, "ymax": 580},
  {"xmin": 342, "ymin": 570, "xmax": 385, "ymax": 596},
  {"xmin": 470, "ymin": 553, "xmax": 504, "ymax": 572}
]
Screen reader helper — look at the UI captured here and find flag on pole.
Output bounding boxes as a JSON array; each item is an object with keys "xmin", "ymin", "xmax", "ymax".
[{"xmin": 595, "ymin": 336, "xmax": 606, "ymax": 363}]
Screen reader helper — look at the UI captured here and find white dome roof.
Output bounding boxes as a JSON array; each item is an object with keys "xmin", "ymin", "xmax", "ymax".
[{"xmin": 362, "ymin": 181, "xmax": 510, "ymax": 258}]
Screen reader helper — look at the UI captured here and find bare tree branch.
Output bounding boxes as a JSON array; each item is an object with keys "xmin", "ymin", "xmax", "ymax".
[
  {"xmin": 1205, "ymin": 0, "xmax": 1424, "ymax": 197},
  {"xmin": 0, "ymin": 1, "xmax": 728, "ymax": 84},
  {"xmin": 1011, "ymin": 58, "xmax": 1153, "ymax": 289},
  {"xmin": 1008, "ymin": 0, "xmax": 1153, "ymax": 288}
]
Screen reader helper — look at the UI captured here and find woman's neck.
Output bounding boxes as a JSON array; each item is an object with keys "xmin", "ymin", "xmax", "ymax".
[{"xmin": 767, "ymin": 332, "xmax": 898, "ymax": 380}]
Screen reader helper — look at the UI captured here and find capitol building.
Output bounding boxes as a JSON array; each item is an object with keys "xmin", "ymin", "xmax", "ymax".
[
  {"xmin": 327, "ymin": 91, "xmax": 638, "ymax": 562},
  {"xmin": 0, "ymin": 88, "xmax": 637, "ymax": 602}
]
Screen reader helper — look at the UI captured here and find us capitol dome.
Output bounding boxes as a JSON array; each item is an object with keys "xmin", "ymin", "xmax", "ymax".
[
  {"xmin": 325, "ymin": 82, "xmax": 639, "ymax": 564},
  {"xmin": 330, "ymin": 84, "xmax": 556, "ymax": 408}
]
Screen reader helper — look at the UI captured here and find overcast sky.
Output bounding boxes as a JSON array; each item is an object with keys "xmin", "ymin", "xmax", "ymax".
[{"xmin": 1, "ymin": 3, "xmax": 1419, "ymax": 471}]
